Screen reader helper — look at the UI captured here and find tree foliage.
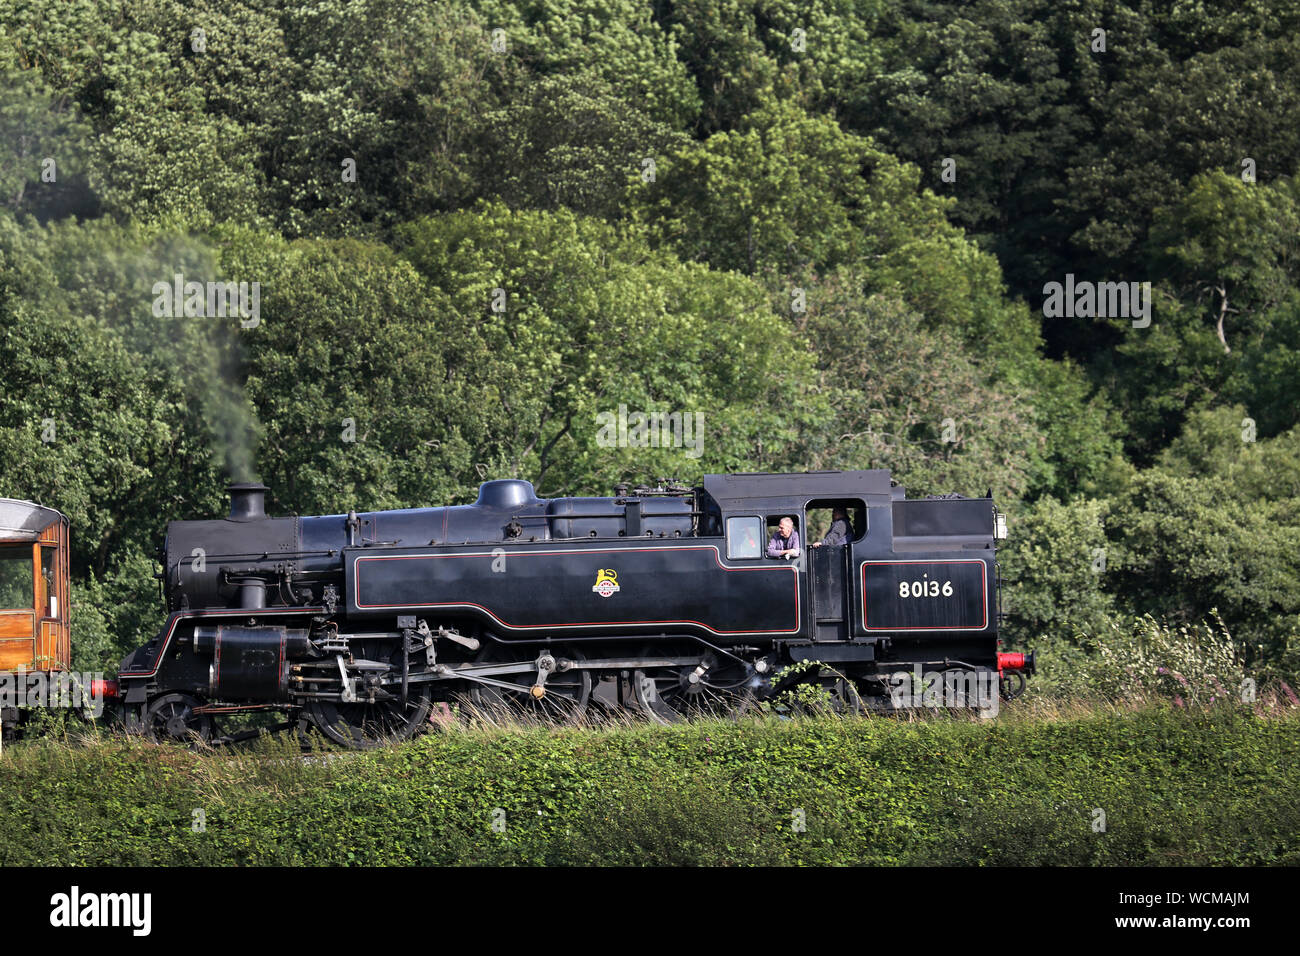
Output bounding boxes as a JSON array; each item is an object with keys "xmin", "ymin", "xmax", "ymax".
[{"xmin": 0, "ymin": 0, "xmax": 1297, "ymax": 680}]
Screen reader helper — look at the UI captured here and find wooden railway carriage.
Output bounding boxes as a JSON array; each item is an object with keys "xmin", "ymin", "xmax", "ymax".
[
  {"xmin": 0, "ymin": 499, "xmax": 71, "ymax": 736},
  {"xmin": 117, "ymin": 471, "xmax": 1033, "ymax": 747},
  {"xmin": 0, "ymin": 499, "xmax": 71, "ymax": 672}
]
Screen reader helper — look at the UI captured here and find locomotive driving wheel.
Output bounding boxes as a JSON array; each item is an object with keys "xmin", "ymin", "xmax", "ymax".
[
  {"xmin": 144, "ymin": 693, "xmax": 217, "ymax": 745},
  {"xmin": 305, "ymin": 640, "xmax": 435, "ymax": 749},
  {"xmin": 772, "ymin": 665, "xmax": 867, "ymax": 717},
  {"xmin": 827, "ymin": 673, "xmax": 867, "ymax": 714},
  {"xmin": 306, "ymin": 686, "xmax": 434, "ymax": 750},
  {"xmin": 631, "ymin": 649, "xmax": 756, "ymax": 723},
  {"xmin": 466, "ymin": 645, "xmax": 592, "ymax": 724}
]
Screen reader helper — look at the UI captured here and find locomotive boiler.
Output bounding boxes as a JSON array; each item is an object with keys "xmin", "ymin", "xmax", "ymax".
[{"xmin": 117, "ymin": 470, "xmax": 1034, "ymax": 747}]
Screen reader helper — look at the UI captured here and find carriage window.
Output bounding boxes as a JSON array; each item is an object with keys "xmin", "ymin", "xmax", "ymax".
[
  {"xmin": 0, "ymin": 544, "xmax": 33, "ymax": 609},
  {"xmin": 726, "ymin": 516, "xmax": 763, "ymax": 559},
  {"xmin": 41, "ymin": 546, "xmax": 58, "ymax": 618}
]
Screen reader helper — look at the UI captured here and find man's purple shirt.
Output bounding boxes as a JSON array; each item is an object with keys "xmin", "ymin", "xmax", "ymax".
[{"xmin": 767, "ymin": 528, "xmax": 800, "ymax": 557}]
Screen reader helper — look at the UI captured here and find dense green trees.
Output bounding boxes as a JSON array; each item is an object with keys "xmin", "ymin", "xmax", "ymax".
[
  {"xmin": 0, "ymin": 0, "xmax": 1296, "ymax": 682},
  {"xmin": 395, "ymin": 205, "xmax": 819, "ymax": 494},
  {"xmin": 1113, "ymin": 408, "xmax": 1300, "ymax": 667}
]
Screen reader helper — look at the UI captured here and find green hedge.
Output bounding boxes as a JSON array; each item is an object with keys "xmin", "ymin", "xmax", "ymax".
[{"xmin": 2, "ymin": 707, "xmax": 1297, "ymax": 865}]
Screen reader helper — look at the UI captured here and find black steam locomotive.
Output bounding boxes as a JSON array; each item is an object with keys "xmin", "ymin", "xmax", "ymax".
[{"xmin": 118, "ymin": 470, "xmax": 1034, "ymax": 747}]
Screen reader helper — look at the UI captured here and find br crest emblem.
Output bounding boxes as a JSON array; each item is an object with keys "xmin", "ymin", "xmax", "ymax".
[{"xmin": 592, "ymin": 568, "xmax": 620, "ymax": 598}]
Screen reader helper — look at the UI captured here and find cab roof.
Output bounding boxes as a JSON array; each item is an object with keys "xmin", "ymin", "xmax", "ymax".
[{"xmin": 701, "ymin": 470, "xmax": 894, "ymax": 512}]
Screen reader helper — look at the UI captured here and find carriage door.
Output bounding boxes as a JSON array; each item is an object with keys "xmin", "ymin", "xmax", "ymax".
[{"xmin": 806, "ymin": 499, "xmax": 864, "ymax": 641}]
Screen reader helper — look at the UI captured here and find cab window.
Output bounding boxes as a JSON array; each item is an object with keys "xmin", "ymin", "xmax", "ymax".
[
  {"xmin": 806, "ymin": 498, "xmax": 866, "ymax": 546},
  {"xmin": 726, "ymin": 516, "xmax": 763, "ymax": 559}
]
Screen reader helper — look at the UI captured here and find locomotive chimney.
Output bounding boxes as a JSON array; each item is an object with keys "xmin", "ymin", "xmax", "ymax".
[{"xmin": 227, "ymin": 482, "xmax": 269, "ymax": 521}]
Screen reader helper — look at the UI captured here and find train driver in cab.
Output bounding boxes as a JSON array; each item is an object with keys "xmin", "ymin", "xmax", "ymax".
[
  {"xmin": 766, "ymin": 516, "xmax": 801, "ymax": 559},
  {"xmin": 811, "ymin": 506, "xmax": 853, "ymax": 548}
]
